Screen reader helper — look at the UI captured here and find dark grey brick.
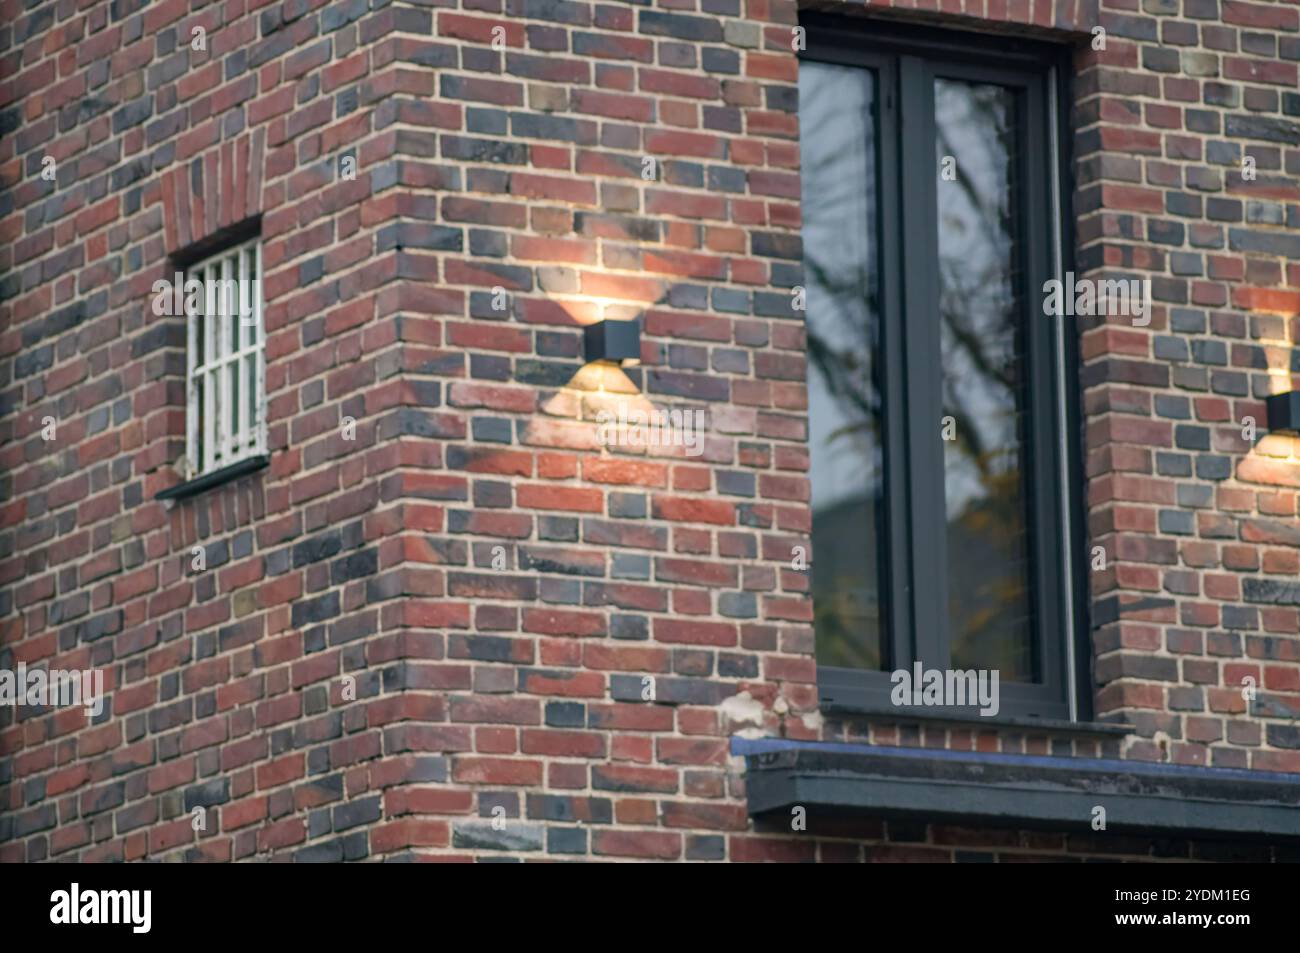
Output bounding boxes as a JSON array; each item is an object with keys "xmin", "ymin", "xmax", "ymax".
[
  {"xmin": 292, "ymin": 591, "xmax": 341, "ymax": 627},
  {"xmin": 332, "ymin": 795, "xmax": 382, "ymax": 832},
  {"xmin": 711, "ymin": 287, "xmax": 750, "ymax": 314},
  {"xmin": 1195, "ymin": 455, "xmax": 1232, "ymax": 480},
  {"xmin": 1243, "ymin": 579, "xmax": 1300, "ymax": 605},
  {"xmin": 1153, "ymin": 336, "xmax": 1189, "ymax": 361},
  {"xmin": 686, "ymin": 834, "xmax": 725, "ymax": 860},
  {"xmin": 183, "ymin": 778, "xmax": 230, "ymax": 811},
  {"xmin": 1175, "ymin": 424, "xmax": 1210, "ymax": 450},
  {"xmin": 639, "ymin": 10, "xmax": 723, "ymax": 42},
  {"xmin": 718, "ymin": 591, "xmax": 757, "ymax": 618},
  {"xmin": 545, "ymin": 701, "xmax": 586, "ymax": 728},
  {"xmin": 547, "ymin": 826, "xmax": 588, "ymax": 854},
  {"xmin": 1157, "ymin": 509, "xmax": 1195, "ymax": 535},
  {"xmin": 1156, "ymin": 452, "xmax": 1192, "ymax": 477},
  {"xmin": 452, "ymin": 821, "xmax": 544, "ymax": 851}
]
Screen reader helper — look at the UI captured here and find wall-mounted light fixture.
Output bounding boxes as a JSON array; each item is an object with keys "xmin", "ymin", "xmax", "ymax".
[
  {"xmin": 1266, "ymin": 391, "xmax": 1300, "ymax": 435},
  {"xmin": 583, "ymin": 318, "xmax": 641, "ymax": 366}
]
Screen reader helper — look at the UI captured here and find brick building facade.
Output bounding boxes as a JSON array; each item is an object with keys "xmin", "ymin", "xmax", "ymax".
[{"xmin": 1, "ymin": 0, "xmax": 1298, "ymax": 862}]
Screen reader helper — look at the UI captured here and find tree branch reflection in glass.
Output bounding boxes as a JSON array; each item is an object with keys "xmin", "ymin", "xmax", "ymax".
[
  {"xmin": 935, "ymin": 79, "xmax": 1035, "ymax": 682},
  {"xmin": 800, "ymin": 62, "xmax": 888, "ymax": 671}
]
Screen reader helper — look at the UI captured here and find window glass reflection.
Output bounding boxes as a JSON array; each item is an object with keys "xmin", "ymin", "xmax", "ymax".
[
  {"xmin": 935, "ymin": 78, "xmax": 1035, "ymax": 682},
  {"xmin": 801, "ymin": 62, "xmax": 888, "ymax": 671}
]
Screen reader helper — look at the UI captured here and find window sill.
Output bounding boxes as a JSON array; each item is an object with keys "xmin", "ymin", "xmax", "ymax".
[
  {"xmin": 819, "ymin": 702, "xmax": 1133, "ymax": 738},
  {"xmin": 733, "ymin": 737, "xmax": 1300, "ymax": 843},
  {"xmin": 155, "ymin": 455, "xmax": 269, "ymax": 502},
  {"xmin": 818, "ymin": 664, "xmax": 1090, "ymax": 726}
]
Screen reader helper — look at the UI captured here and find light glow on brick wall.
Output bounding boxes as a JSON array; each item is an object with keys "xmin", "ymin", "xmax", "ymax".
[{"xmin": 1256, "ymin": 307, "xmax": 1297, "ymax": 455}]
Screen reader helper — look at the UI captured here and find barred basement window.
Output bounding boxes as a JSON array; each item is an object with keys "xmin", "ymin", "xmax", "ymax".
[
  {"xmin": 800, "ymin": 19, "xmax": 1089, "ymax": 721},
  {"xmin": 185, "ymin": 237, "xmax": 266, "ymax": 479}
]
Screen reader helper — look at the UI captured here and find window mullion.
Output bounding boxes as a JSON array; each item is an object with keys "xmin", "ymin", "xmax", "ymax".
[
  {"xmin": 219, "ymin": 253, "xmax": 233, "ymax": 466},
  {"xmin": 236, "ymin": 246, "xmax": 248, "ymax": 454},
  {"xmin": 203, "ymin": 264, "xmax": 217, "ymax": 474},
  {"xmin": 186, "ymin": 273, "xmax": 197, "ymax": 479},
  {"xmin": 1022, "ymin": 77, "xmax": 1067, "ymax": 697},
  {"xmin": 254, "ymin": 241, "xmax": 266, "ymax": 455},
  {"xmin": 877, "ymin": 54, "xmax": 913, "ymax": 674},
  {"xmin": 898, "ymin": 55, "xmax": 950, "ymax": 670}
]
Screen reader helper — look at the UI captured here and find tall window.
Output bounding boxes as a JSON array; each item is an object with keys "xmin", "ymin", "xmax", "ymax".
[
  {"xmin": 801, "ymin": 20, "xmax": 1083, "ymax": 720},
  {"xmin": 185, "ymin": 238, "xmax": 266, "ymax": 478}
]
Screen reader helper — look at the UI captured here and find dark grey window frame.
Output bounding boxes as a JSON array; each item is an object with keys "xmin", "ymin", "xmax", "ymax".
[{"xmin": 802, "ymin": 17, "xmax": 1091, "ymax": 722}]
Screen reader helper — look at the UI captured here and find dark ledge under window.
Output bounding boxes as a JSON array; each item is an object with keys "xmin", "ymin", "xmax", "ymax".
[
  {"xmin": 733, "ymin": 738, "xmax": 1300, "ymax": 843},
  {"xmin": 154, "ymin": 455, "xmax": 269, "ymax": 502},
  {"xmin": 820, "ymin": 703, "xmax": 1133, "ymax": 738}
]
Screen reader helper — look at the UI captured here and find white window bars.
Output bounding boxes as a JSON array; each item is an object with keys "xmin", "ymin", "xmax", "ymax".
[{"xmin": 184, "ymin": 237, "xmax": 266, "ymax": 478}]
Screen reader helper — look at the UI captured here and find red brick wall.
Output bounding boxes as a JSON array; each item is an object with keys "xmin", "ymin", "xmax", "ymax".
[
  {"xmin": 0, "ymin": 0, "xmax": 1297, "ymax": 862},
  {"xmin": 1070, "ymin": 0, "xmax": 1300, "ymax": 775}
]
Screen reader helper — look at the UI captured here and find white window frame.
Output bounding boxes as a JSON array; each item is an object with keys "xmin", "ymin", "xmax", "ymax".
[{"xmin": 185, "ymin": 237, "xmax": 266, "ymax": 479}]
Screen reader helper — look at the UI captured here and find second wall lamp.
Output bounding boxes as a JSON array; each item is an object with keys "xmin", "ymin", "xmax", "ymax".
[{"xmin": 1266, "ymin": 391, "xmax": 1300, "ymax": 436}]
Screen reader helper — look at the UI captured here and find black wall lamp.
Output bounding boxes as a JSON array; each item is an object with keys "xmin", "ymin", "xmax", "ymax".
[
  {"xmin": 583, "ymin": 318, "xmax": 641, "ymax": 366},
  {"xmin": 1266, "ymin": 391, "xmax": 1300, "ymax": 435}
]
